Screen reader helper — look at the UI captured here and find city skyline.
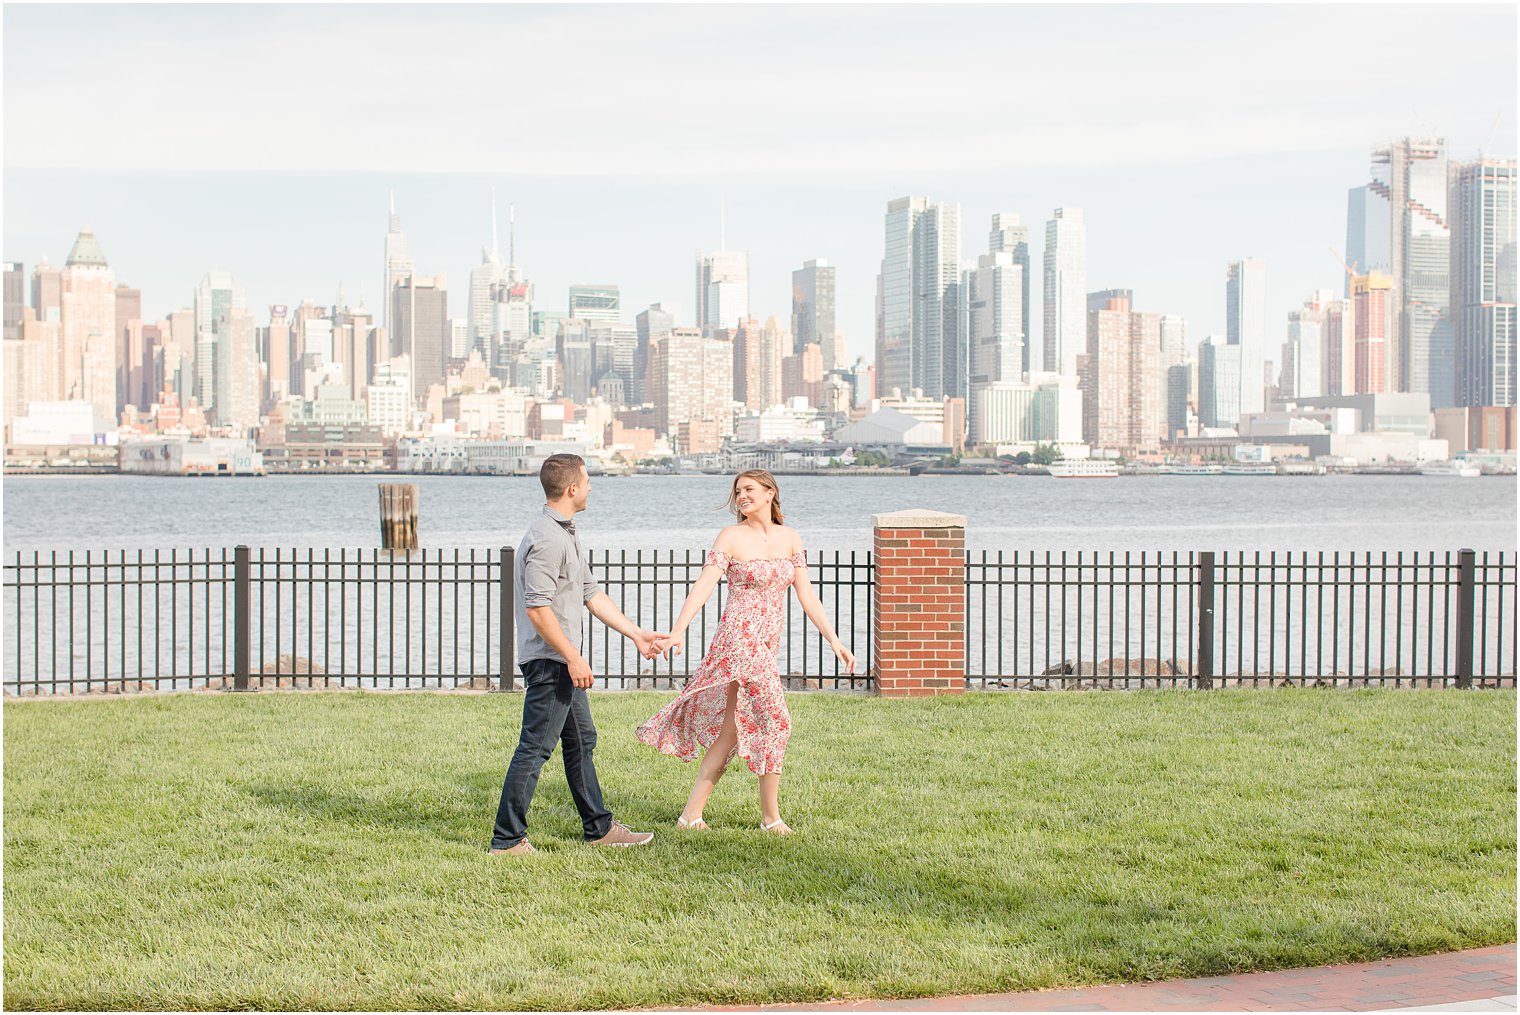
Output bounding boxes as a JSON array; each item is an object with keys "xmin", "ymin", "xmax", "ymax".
[{"xmin": 4, "ymin": 4, "xmax": 1514, "ymax": 373}]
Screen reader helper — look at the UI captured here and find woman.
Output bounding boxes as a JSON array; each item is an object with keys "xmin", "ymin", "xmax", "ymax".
[{"xmin": 635, "ymin": 470, "xmax": 855, "ymax": 835}]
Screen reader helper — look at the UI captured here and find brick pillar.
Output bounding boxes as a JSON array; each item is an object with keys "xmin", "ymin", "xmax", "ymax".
[{"xmin": 871, "ymin": 509, "xmax": 967, "ymax": 697}]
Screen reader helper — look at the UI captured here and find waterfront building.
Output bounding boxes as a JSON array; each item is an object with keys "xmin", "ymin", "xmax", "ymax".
[
  {"xmin": 60, "ymin": 229, "xmax": 117, "ymax": 427},
  {"xmin": 1043, "ymin": 208, "xmax": 1086, "ymax": 376},
  {"xmin": 1199, "ymin": 337, "xmax": 1242, "ymax": 429},
  {"xmin": 366, "ymin": 356, "xmax": 412, "ymax": 436},
  {"xmin": 1081, "ymin": 291, "xmax": 1162, "ymax": 452},
  {"xmin": 791, "ymin": 259, "xmax": 837, "ymax": 369},
  {"xmin": 988, "ymin": 214, "xmax": 1032, "ymax": 373},
  {"xmin": 733, "ymin": 399, "xmax": 829, "ymax": 444},
  {"xmin": 876, "ymin": 196, "xmax": 963, "ymax": 402},
  {"xmin": 568, "ymin": 283, "xmax": 619, "ymax": 323},
  {"xmin": 1373, "ymin": 137, "xmax": 1452, "ymax": 404},
  {"xmin": 1280, "ymin": 290, "xmax": 1334, "ymax": 401},
  {"xmin": 975, "ymin": 372, "xmax": 1083, "ymax": 449},
  {"xmin": 1226, "ymin": 258, "xmax": 1267, "ymax": 418},
  {"xmin": 382, "ymin": 192, "xmax": 414, "ymax": 335},
  {"xmin": 1450, "ymin": 157, "xmax": 1517, "ymax": 408},
  {"xmin": 696, "ymin": 250, "xmax": 749, "ymax": 335}
]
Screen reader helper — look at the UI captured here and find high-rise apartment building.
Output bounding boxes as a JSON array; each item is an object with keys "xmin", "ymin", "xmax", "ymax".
[
  {"xmin": 556, "ymin": 319, "xmax": 594, "ymax": 403},
  {"xmin": 988, "ymin": 213, "xmax": 1032, "ymax": 374},
  {"xmin": 568, "ymin": 284, "xmax": 620, "ymax": 323},
  {"xmin": 261, "ymin": 306, "xmax": 293, "ymax": 405},
  {"xmin": 383, "ymin": 192, "xmax": 414, "ymax": 336},
  {"xmin": 782, "ymin": 342, "xmax": 823, "ymax": 407},
  {"xmin": 634, "ymin": 303, "xmax": 675, "ymax": 406},
  {"xmin": 1450, "ymin": 157, "xmax": 1517, "ymax": 407},
  {"xmin": 872, "ymin": 196, "xmax": 963, "ymax": 402},
  {"xmin": 215, "ymin": 307, "xmax": 261, "ymax": 432},
  {"xmin": 791, "ymin": 259, "xmax": 837, "ymax": 368},
  {"xmin": 3, "ymin": 262, "xmax": 22, "ymax": 342},
  {"xmin": 1281, "ymin": 291, "xmax": 1333, "ymax": 401},
  {"xmin": 60, "ymin": 229, "xmax": 117, "ymax": 425},
  {"xmin": 1080, "ymin": 291, "xmax": 1161, "ymax": 451},
  {"xmin": 696, "ymin": 250, "xmax": 749, "ymax": 335},
  {"xmin": 1373, "ymin": 137, "xmax": 1452, "ymax": 404},
  {"xmin": 964, "ymin": 243, "xmax": 1026, "ymax": 445},
  {"xmin": 193, "ymin": 270, "xmax": 246, "ymax": 416},
  {"xmin": 1043, "ymin": 208, "xmax": 1086, "ymax": 377},
  {"xmin": 31, "ymin": 258, "xmax": 61, "ymax": 324},
  {"xmin": 1226, "ymin": 259, "xmax": 1267, "ymax": 417},
  {"xmin": 1198, "ymin": 337, "xmax": 1241, "ymax": 429},
  {"xmin": 1352, "ymin": 273, "xmax": 1395, "ymax": 394},
  {"xmin": 114, "ymin": 283, "xmax": 141, "ymax": 414},
  {"xmin": 648, "ymin": 327, "xmax": 733, "ymax": 438},
  {"xmin": 1322, "ymin": 298, "xmax": 1352, "ymax": 396},
  {"xmin": 734, "ymin": 317, "xmax": 785, "ymax": 411},
  {"xmin": 391, "ymin": 275, "xmax": 448, "ymax": 403}
]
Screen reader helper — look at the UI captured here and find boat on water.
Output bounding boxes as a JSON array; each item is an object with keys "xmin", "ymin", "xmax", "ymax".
[
  {"xmin": 1419, "ymin": 461, "xmax": 1482, "ymax": 478},
  {"xmin": 1221, "ymin": 462, "xmax": 1278, "ymax": 476},
  {"xmin": 1046, "ymin": 459, "xmax": 1120, "ymax": 479},
  {"xmin": 1159, "ymin": 463, "xmax": 1224, "ymax": 476}
]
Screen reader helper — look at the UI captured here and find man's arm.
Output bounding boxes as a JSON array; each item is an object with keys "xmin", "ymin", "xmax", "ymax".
[
  {"xmin": 524, "ymin": 606, "xmax": 594, "ymax": 687},
  {"xmin": 586, "ymin": 592, "xmax": 665, "ymax": 659},
  {"xmin": 522, "ymin": 537, "xmax": 594, "ymax": 687}
]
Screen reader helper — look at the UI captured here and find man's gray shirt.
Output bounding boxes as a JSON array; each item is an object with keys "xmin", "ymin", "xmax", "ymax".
[{"xmin": 515, "ymin": 505, "xmax": 602, "ymax": 666}]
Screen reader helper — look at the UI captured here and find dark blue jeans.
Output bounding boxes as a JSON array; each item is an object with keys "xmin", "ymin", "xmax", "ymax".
[{"xmin": 490, "ymin": 657, "xmax": 614, "ymax": 849}]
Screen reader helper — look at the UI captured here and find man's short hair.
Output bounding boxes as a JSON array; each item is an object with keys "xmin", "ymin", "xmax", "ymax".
[{"xmin": 540, "ymin": 453, "xmax": 586, "ymax": 500}]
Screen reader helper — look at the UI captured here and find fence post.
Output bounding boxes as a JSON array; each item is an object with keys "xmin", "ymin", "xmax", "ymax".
[
  {"xmin": 233, "ymin": 545, "xmax": 251, "ymax": 692},
  {"xmin": 871, "ymin": 509, "xmax": 967, "ymax": 697},
  {"xmin": 499, "ymin": 546, "xmax": 517, "ymax": 692},
  {"xmin": 1455, "ymin": 547, "xmax": 1476, "ymax": 689},
  {"xmin": 1196, "ymin": 551, "xmax": 1215, "ymax": 690}
]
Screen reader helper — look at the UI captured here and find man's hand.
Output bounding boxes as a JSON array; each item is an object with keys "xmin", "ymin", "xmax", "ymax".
[
  {"xmin": 633, "ymin": 629, "xmax": 668, "ymax": 660},
  {"xmin": 568, "ymin": 654, "xmax": 594, "ymax": 689}
]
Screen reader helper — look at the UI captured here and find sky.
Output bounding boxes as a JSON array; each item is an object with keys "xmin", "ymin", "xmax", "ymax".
[{"xmin": 4, "ymin": 3, "xmax": 1517, "ymax": 372}]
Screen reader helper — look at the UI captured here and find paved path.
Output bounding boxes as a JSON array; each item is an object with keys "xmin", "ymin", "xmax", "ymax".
[{"xmin": 651, "ymin": 943, "xmax": 1515, "ymax": 1012}]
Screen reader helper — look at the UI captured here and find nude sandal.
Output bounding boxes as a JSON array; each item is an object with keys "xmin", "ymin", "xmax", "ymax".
[
  {"xmin": 760, "ymin": 818, "xmax": 792, "ymax": 835},
  {"xmin": 676, "ymin": 816, "xmax": 708, "ymax": 830}
]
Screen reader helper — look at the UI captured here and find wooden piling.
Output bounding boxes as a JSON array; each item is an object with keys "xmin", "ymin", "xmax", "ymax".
[{"xmin": 379, "ymin": 483, "xmax": 420, "ymax": 550}]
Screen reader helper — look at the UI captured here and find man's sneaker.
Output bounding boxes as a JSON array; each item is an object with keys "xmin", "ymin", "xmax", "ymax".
[
  {"xmin": 489, "ymin": 840, "xmax": 536, "ymax": 856},
  {"xmin": 587, "ymin": 820, "xmax": 654, "ymax": 847}
]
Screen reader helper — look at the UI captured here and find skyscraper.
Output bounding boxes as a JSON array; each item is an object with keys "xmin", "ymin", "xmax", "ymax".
[
  {"xmin": 1281, "ymin": 291, "xmax": 1333, "ymax": 401},
  {"xmin": 30, "ymin": 257, "xmax": 61, "ymax": 324},
  {"xmin": 989, "ymin": 213, "xmax": 1032, "ymax": 374},
  {"xmin": 873, "ymin": 196, "xmax": 963, "ymax": 401},
  {"xmin": 635, "ymin": 303, "xmax": 675, "ymax": 406},
  {"xmin": 469, "ymin": 193, "xmax": 509, "ymax": 350},
  {"xmin": 60, "ymin": 229, "xmax": 117, "ymax": 425},
  {"xmin": 215, "ymin": 307, "xmax": 261, "ymax": 432},
  {"xmin": 1450, "ymin": 157, "xmax": 1517, "ymax": 407},
  {"xmin": 567, "ymin": 284, "xmax": 620, "ymax": 322},
  {"xmin": 114, "ymin": 283, "xmax": 141, "ymax": 414},
  {"xmin": 194, "ymin": 270, "xmax": 246, "ymax": 416},
  {"xmin": 696, "ymin": 250, "xmax": 749, "ymax": 335},
  {"xmin": 1226, "ymin": 259, "xmax": 1267, "ymax": 417},
  {"xmin": 1345, "ymin": 185, "xmax": 1391, "ymax": 294},
  {"xmin": 382, "ymin": 192, "xmax": 414, "ymax": 335},
  {"xmin": 391, "ymin": 275, "xmax": 448, "ymax": 403},
  {"xmin": 1198, "ymin": 337, "xmax": 1241, "ymax": 429},
  {"xmin": 1080, "ymin": 291, "xmax": 1161, "ymax": 451},
  {"xmin": 791, "ymin": 259, "xmax": 837, "ymax": 368},
  {"xmin": 648, "ymin": 327, "xmax": 733, "ymax": 438},
  {"xmin": 3, "ymin": 261, "xmax": 22, "ymax": 342},
  {"xmin": 1043, "ymin": 208, "xmax": 1086, "ymax": 376},
  {"xmin": 1352, "ymin": 272, "xmax": 1395, "ymax": 394},
  {"xmin": 964, "ymin": 245, "xmax": 1026, "ymax": 445},
  {"xmin": 1373, "ymin": 137, "xmax": 1451, "ymax": 404}
]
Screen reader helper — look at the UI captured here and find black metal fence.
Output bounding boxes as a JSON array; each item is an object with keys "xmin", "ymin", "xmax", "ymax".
[
  {"xmin": 964, "ymin": 550, "xmax": 1515, "ymax": 688},
  {"xmin": 3, "ymin": 546, "xmax": 1513, "ymax": 696}
]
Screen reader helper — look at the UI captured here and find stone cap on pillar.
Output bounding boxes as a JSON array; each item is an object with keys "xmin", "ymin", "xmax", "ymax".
[{"xmin": 871, "ymin": 509, "xmax": 967, "ymax": 529}]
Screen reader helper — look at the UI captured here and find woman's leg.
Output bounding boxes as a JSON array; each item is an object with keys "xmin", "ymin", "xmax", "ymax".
[
  {"xmin": 680, "ymin": 681, "xmax": 739, "ymax": 823},
  {"xmin": 759, "ymin": 773, "xmax": 789, "ymax": 833}
]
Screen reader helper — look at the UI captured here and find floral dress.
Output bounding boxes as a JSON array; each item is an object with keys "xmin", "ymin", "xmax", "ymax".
[{"xmin": 635, "ymin": 548, "xmax": 803, "ymax": 775}]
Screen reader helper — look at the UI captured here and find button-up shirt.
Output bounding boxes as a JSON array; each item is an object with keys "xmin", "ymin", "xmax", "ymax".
[{"xmin": 515, "ymin": 504, "xmax": 602, "ymax": 665}]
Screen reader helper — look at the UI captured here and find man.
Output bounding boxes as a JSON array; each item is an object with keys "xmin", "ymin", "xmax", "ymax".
[{"xmin": 490, "ymin": 453, "xmax": 664, "ymax": 855}]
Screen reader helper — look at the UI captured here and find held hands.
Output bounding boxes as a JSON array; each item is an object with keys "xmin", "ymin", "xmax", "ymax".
[
  {"xmin": 633, "ymin": 628, "xmax": 670, "ymax": 661},
  {"xmin": 655, "ymin": 633, "xmax": 685, "ymax": 660}
]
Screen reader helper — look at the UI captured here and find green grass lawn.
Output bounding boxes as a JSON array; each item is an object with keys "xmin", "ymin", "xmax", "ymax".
[{"xmin": 3, "ymin": 689, "xmax": 1515, "ymax": 1011}]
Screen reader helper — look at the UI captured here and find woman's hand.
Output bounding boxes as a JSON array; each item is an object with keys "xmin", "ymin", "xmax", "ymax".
[
  {"xmin": 831, "ymin": 639, "xmax": 856, "ymax": 674},
  {"xmin": 661, "ymin": 633, "xmax": 686, "ymax": 660}
]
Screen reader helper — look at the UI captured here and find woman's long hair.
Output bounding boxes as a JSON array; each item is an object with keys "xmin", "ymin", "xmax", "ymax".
[{"xmin": 726, "ymin": 470, "xmax": 784, "ymax": 524}]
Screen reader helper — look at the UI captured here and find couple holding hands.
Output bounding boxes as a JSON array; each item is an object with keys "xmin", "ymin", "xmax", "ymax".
[{"xmin": 489, "ymin": 454, "xmax": 856, "ymax": 855}]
